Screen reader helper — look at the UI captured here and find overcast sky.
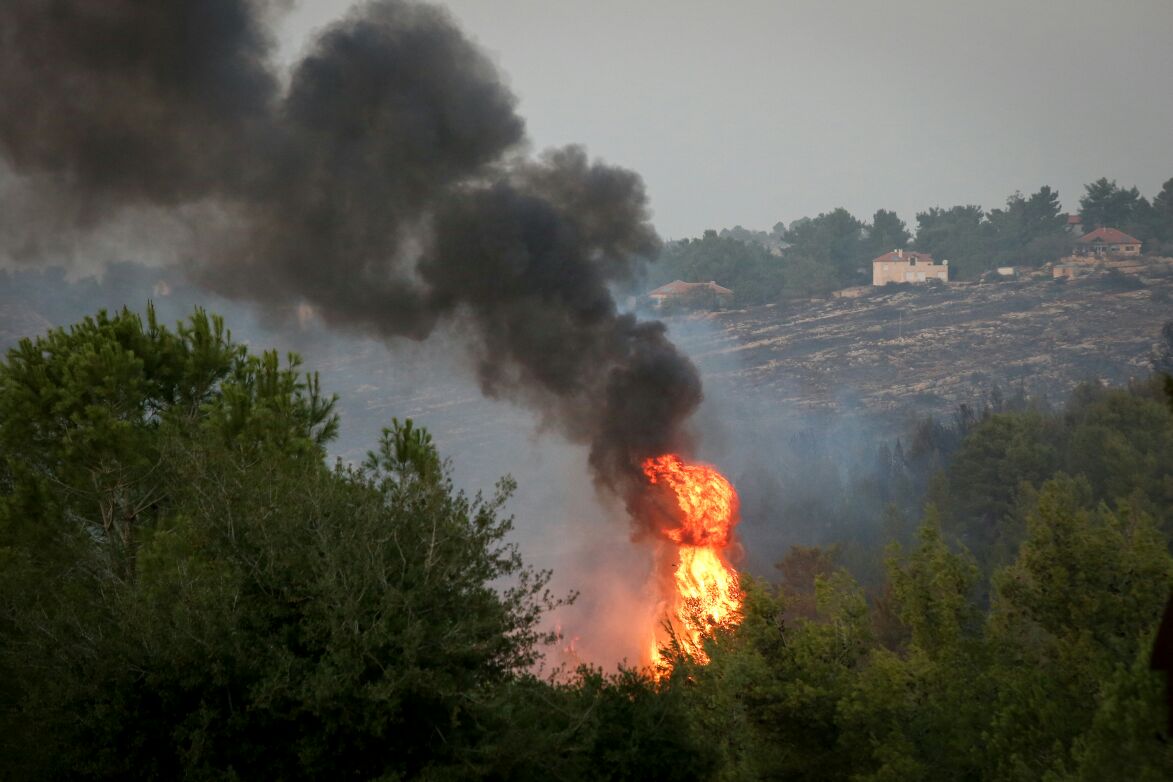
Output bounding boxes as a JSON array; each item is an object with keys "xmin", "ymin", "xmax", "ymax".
[{"xmin": 278, "ymin": 0, "xmax": 1173, "ymax": 239}]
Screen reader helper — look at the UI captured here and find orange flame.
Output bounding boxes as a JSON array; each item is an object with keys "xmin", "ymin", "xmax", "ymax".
[{"xmin": 642, "ymin": 454, "xmax": 741, "ymax": 669}]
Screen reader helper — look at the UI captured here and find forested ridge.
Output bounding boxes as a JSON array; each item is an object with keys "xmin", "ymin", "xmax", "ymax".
[
  {"xmin": 651, "ymin": 176, "xmax": 1173, "ymax": 304},
  {"xmin": 2, "ymin": 307, "xmax": 1172, "ymax": 780}
]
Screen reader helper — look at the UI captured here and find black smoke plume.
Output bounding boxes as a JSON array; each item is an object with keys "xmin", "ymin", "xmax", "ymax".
[{"xmin": 0, "ymin": 0, "xmax": 703, "ymax": 501}]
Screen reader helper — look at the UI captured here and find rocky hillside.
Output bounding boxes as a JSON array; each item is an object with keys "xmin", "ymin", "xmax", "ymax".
[{"xmin": 672, "ymin": 274, "xmax": 1173, "ymax": 423}]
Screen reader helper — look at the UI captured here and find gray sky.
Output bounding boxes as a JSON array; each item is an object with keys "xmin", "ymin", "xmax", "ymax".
[{"xmin": 278, "ymin": 0, "xmax": 1173, "ymax": 239}]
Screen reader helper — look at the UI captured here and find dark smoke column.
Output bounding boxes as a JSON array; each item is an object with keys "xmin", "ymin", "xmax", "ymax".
[{"xmin": 0, "ymin": 0, "xmax": 703, "ymax": 498}]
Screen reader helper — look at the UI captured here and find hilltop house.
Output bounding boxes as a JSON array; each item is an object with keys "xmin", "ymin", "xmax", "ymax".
[
  {"xmin": 647, "ymin": 280, "xmax": 733, "ymax": 310},
  {"xmin": 1074, "ymin": 227, "xmax": 1142, "ymax": 258},
  {"xmin": 871, "ymin": 249, "xmax": 949, "ymax": 286}
]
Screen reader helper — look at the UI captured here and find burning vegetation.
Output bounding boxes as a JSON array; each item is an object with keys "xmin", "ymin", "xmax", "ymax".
[{"xmin": 641, "ymin": 454, "xmax": 742, "ymax": 668}]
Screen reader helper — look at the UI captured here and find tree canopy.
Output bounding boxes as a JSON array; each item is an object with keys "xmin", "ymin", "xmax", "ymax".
[{"xmin": 3, "ymin": 306, "xmax": 1172, "ymax": 779}]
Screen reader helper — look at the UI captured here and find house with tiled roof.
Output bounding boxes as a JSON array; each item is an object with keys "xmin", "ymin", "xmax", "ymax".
[
  {"xmin": 647, "ymin": 280, "xmax": 733, "ymax": 310},
  {"xmin": 1074, "ymin": 227, "xmax": 1142, "ymax": 258},
  {"xmin": 871, "ymin": 249, "xmax": 949, "ymax": 286}
]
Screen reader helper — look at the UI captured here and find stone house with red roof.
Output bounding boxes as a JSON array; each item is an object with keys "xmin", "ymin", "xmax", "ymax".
[
  {"xmin": 1074, "ymin": 227, "xmax": 1142, "ymax": 258},
  {"xmin": 647, "ymin": 280, "xmax": 734, "ymax": 310}
]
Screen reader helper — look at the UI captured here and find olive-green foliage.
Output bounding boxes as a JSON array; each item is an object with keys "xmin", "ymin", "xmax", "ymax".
[
  {"xmin": 886, "ymin": 506, "xmax": 980, "ymax": 656},
  {"xmin": 0, "ymin": 307, "xmax": 718, "ymax": 781},
  {"xmin": 911, "ymin": 187, "xmax": 1074, "ymax": 279},
  {"xmin": 985, "ymin": 187, "xmax": 1070, "ymax": 269},
  {"xmin": 867, "ymin": 209, "xmax": 912, "ymax": 257},
  {"xmin": 933, "ymin": 378, "xmax": 1173, "ymax": 569},
  {"xmin": 0, "ymin": 305, "xmax": 337, "ymax": 572},
  {"xmin": 981, "ymin": 477, "xmax": 1173, "ymax": 779},
  {"xmin": 782, "ymin": 208, "xmax": 869, "ymax": 289},
  {"xmin": 912, "ymin": 204, "xmax": 990, "ymax": 279},
  {"xmin": 668, "ymin": 374, "xmax": 1173, "ymax": 781},
  {"xmin": 679, "ymin": 476, "xmax": 1171, "ymax": 781},
  {"xmin": 934, "ymin": 411, "xmax": 1060, "ymax": 560},
  {"xmin": 1152, "ymin": 177, "xmax": 1173, "ymax": 253},
  {"xmin": 909, "ymin": 186, "xmax": 1068, "ymax": 280},
  {"xmin": 652, "ymin": 231, "xmax": 786, "ymax": 305}
]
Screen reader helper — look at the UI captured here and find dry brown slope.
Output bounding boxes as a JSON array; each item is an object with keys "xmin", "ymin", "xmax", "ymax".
[{"xmin": 672, "ymin": 276, "xmax": 1172, "ymax": 418}]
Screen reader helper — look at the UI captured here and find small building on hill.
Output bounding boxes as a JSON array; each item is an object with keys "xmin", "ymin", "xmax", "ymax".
[
  {"xmin": 1074, "ymin": 227, "xmax": 1142, "ymax": 258},
  {"xmin": 871, "ymin": 249, "xmax": 949, "ymax": 286},
  {"xmin": 647, "ymin": 280, "xmax": 734, "ymax": 310},
  {"xmin": 1064, "ymin": 213, "xmax": 1083, "ymax": 234}
]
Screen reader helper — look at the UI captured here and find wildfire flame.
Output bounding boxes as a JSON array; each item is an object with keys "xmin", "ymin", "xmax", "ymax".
[{"xmin": 642, "ymin": 454, "xmax": 741, "ymax": 669}]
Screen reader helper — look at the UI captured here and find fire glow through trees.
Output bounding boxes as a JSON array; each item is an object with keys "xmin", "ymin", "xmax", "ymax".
[{"xmin": 641, "ymin": 454, "xmax": 742, "ymax": 669}]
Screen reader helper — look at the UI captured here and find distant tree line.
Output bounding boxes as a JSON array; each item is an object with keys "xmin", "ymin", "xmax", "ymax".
[{"xmin": 649, "ymin": 176, "xmax": 1173, "ymax": 304}]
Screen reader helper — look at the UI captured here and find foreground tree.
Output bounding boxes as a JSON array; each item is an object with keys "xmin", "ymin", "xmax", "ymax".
[
  {"xmin": 0, "ymin": 307, "xmax": 592, "ymax": 779},
  {"xmin": 984, "ymin": 477, "xmax": 1173, "ymax": 779}
]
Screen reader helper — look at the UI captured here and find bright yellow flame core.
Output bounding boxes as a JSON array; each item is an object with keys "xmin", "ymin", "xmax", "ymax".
[{"xmin": 642, "ymin": 454, "xmax": 741, "ymax": 669}]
